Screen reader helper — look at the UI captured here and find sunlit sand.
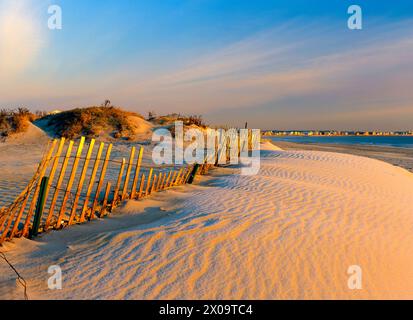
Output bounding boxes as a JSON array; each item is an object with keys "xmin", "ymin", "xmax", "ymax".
[{"xmin": 1, "ymin": 141, "xmax": 413, "ymax": 299}]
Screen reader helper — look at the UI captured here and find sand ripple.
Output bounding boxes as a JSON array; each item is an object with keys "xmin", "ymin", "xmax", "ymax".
[{"xmin": 1, "ymin": 150, "xmax": 413, "ymax": 299}]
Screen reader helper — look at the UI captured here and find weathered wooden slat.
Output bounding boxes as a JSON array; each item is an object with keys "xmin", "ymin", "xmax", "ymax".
[
  {"xmin": 177, "ymin": 168, "xmax": 185, "ymax": 185},
  {"xmin": 145, "ymin": 168, "xmax": 153, "ymax": 196},
  {"xmin": 1, "ymin": 181, "xmax": 34, "ymax": 239},
  {"xmin": 202, "ymin": 162, "xmax": 210, "ymax": 175},
  {"xmin": 0, "ymin": 208, "xmax": 7, "ymax": 232},
  {"xmin": 36, "ymin": 137, "xmax": 66, "ymax": 209},
  {"xmin": 45, "ymin": 140, "xmax": 75, "ymax": 230},
  {"xmin": 130, "ymin": 147, "xmax": 144, "ymax": 199},
  {"xmin": 160, "ymin": 172, "xmax": 167, "ymax": 190},
  {"xmin": 183, "ymin": 166, "xmax": 192, "ymax": 184},
  {"xmin": 56, "ymin": 137, "xmax": 85, "ymax": 229},
  {"xmin": 169, "ymin": 171, "xmax": 177, "ymax": 188},
  {"xmin": 181, "ymin": 167, "xmax": 188, "ymax": 184},
  {"xmin": 182, "ymin": 167, "xmax": 190, "ymax": 184},
  {"xmin": 90, "ymin": 144, "xmax": 112, "ymax": 219},
  {"xmin": 151, "ymin": 174, "xmax": 157, "ymax": 194},
  {"xmin": 80, "ymin": 142, "xmax": 105, "ymax": 222},
  {"xmin": 0, "ymin": 207, "xmax": 19, "ymax": 243},
  {"xmin": 156, "ymin": 173, "xmax": 163, "ymax": 191},
  {"xmin": 21, "ymin": 139, "xmax": 58, "ymax": 237},
  {"xmin": 174, "ymin": 169, "xmax": 181, "ymax": 186},
  {"xmin": 175, "ymin": 168, "xmax": 183, "ymax": 186},
  {"xmin": 166, "ymin": 170, "xmax": 176, "ymax": 189},
  {"xmin": 0, "ymin": 219, "xmax": 8, "ymax": 242},
  {"xmin": 0, "ymin": 211, "xmax": 7, "ymax": 241},
  {"xmin": 9, "ymin": 195, "xmax": 32, "ymax": 240},
  {"xmin": 138, "ymin": 174, "xmax": 146, "ymax": 199},
  {"xmin": 164, "ymin": 171, "xmax": 172, "ymax": 190},
  {"xmin": 112, "ymin": 158, "xmax": 126, "ymax": 207},
  {"xmin": 121, "ymin": 147, "xmax": 136, "ymax": 201},
  {"xmin": 68, "ymin": 139, "xmax": 95, "ymax": 225},
  {"xmin": 99, "ymin": 182, "xmax": 111, "ymax": 218}
]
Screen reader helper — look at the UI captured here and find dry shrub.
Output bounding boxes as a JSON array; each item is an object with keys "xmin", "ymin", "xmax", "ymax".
[
  {"xmin": 0, "ymin": 108, "xmax": 35, "ymax": 137},
  {"xmin": 150, "ymin": 113, "xmax": 206, "ymax": 128}
]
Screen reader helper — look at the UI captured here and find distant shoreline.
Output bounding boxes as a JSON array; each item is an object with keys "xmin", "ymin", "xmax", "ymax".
[
  {"xmin": 264, "ymin": 135, "xmax": 413, "ymax": 137},
  {"xmin": 270, "ymin": 140, "xmax": 413, "ymax": 173}
]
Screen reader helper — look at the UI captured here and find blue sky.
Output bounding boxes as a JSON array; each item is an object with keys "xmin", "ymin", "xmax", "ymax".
[{"xmin": 1, "ymin": 0, "xmax": 413, "ymax": 130}]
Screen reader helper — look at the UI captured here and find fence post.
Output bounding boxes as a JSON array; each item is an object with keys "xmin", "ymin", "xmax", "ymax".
[
  {"xmin": 90, "ymin": 143, "xmax": 112, "ymax": 219},
  {"xmin": 45, "ymin": 140, "xmax": 75, "ymax": 230},
  {"xmin": 164, "ymin": 171, "xmax": 172, "ymax": 189},
  {"xmin": 188, "ymin": 164, "xmax": 200, "ymax": 184},
  {"xmin": 99, "ymin": 182, "xmax": 112, "ymax": 217},
  {"xmin": 79, "ymin": 142, "xmax": 105, "ymax": 222},
  {"xmin": 29, "ymin": 177, "xmax": 49, "ymax": 239},
  {"xmin": 151, "ymin": 174, "xmax": 157, "ymax": 194},
  {"xmin": 112, "ymin": 158, "xmax": 126, "ymax": 208},
  {"xmin": 122, "ymin": 146, "xmax": 136, "ymax": 200},
  {"xmin": 169, "ymin": 171, "xmax": 177, "ymax": 188},
  {"xmin": 138, "ymin": 174, "xmax": 146, "ymax": 199},
  {"xmin": 145, "ymin": 168, "xmax": 153, "ymax": 196},
  {"xmin": 130, "ymin": 147, "xmax": 144, "ymax": 199}
]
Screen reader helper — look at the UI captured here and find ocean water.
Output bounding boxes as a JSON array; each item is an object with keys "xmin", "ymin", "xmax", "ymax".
[{"xmin": 268, "ymin": 136, "xmax": 413, "ymax": 149}]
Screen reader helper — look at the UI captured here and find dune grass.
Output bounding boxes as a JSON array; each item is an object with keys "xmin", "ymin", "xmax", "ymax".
[
  {"xmin": 0, "ymin": 108, "xmax": 36, "ymax": 138},
  {"xmin": 39, "ymin": 106, "xmax": 144, "ymax": 139}
]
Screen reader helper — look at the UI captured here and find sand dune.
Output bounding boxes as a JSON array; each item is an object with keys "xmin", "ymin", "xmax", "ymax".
[
  {"xmin": 34, "ymin": 113, "xmax": 154, "ymax": 142},
  {"xmin": 1, "ymin": 122, "xmax": 50, "ymax": 145},
  {"xmin": 1, "ymin": 146, "xmax": 413, "ymax": 299}
]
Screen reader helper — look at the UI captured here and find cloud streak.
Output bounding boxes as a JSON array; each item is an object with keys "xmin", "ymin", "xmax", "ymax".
[
  {"xmin": 0, "ymin": 8, "xmax": 412, "ymax": 130},
  {"xmin": 108, "ymin": 20, "xmax": 413, "ymax": 129}
]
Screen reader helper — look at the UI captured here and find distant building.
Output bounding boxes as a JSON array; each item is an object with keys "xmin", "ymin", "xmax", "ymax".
[{"xmin": 48, "ymin": 110, "xmax": 62, "ymax": 115}]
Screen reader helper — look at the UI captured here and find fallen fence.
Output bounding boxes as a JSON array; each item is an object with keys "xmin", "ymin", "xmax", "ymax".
[
  {"xmin": 0, "ymin": 136, "xmax": 213, "ymax": 245},
  {"xmin": 3, "ymin": 130, "xmax": 263, "ymax": 246}
]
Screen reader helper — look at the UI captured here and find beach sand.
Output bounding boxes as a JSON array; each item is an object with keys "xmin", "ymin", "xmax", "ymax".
[
  {"xmin": 1, "ymin": 142, "xmax": 413, "ymax": 299},
  {"xmin": 270, "ymin": 140, "xmax": 413, "ymax": 173}
]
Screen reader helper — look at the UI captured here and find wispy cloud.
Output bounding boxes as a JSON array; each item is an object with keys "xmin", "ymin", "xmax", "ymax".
[
  {"xmin": 108, "ymin": 20, "xmax": 413, "ymax": 127},
  {"xmin": 0, "ymin": 6, "xmax": 412, "ymax": 129}
]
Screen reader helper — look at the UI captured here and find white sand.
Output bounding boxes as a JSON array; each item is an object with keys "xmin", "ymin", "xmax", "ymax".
[{"xmin": 1, "ymin": 144, "xmax": 413, "ymax": 299}]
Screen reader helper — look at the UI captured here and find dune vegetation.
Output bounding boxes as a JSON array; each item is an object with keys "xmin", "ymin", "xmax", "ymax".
[
  {"xmin": 0, "ymin": 108, "xmax": 40, "ymax": 138},
  {"xmin": 36, "ymin": 105, "xmax": 145, "ymax": 140},
  {"xmin": 1, "ymin": 101, "xmax": 209, "ymax": 142},
  {"xmin": 148, "ymin": 112, "xmax": 206, "ymax": 128}
]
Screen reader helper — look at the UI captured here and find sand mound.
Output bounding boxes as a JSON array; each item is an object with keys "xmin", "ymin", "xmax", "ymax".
[
  {"xmin": 1, "ymin": 150, "xmax": 413, "ymax": 299},
  {"xmin": 34, "ymin": 107, "xmax": 154, "ymax": 141},
  {"xmin": 261, "ymin": 140, "xmax": 283, "ymax": 151},
  {"xmin": 126, "ymin": 115, "xmax": 154, "ymax": 141},
  {"xmin": 1, "ymin": 122, "xmax": 50, "ymax": 145}
]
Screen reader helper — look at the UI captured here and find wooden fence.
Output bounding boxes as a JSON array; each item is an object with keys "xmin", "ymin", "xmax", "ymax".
[{"xmin": 0, "ymin": 130, "xmax": 258, "ymax": 246}]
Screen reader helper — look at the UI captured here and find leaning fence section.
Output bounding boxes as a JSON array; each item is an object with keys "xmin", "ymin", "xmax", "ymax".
[{"xmin": 0, "ymin": 130, "xmax": 255, "ymax": 246}]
